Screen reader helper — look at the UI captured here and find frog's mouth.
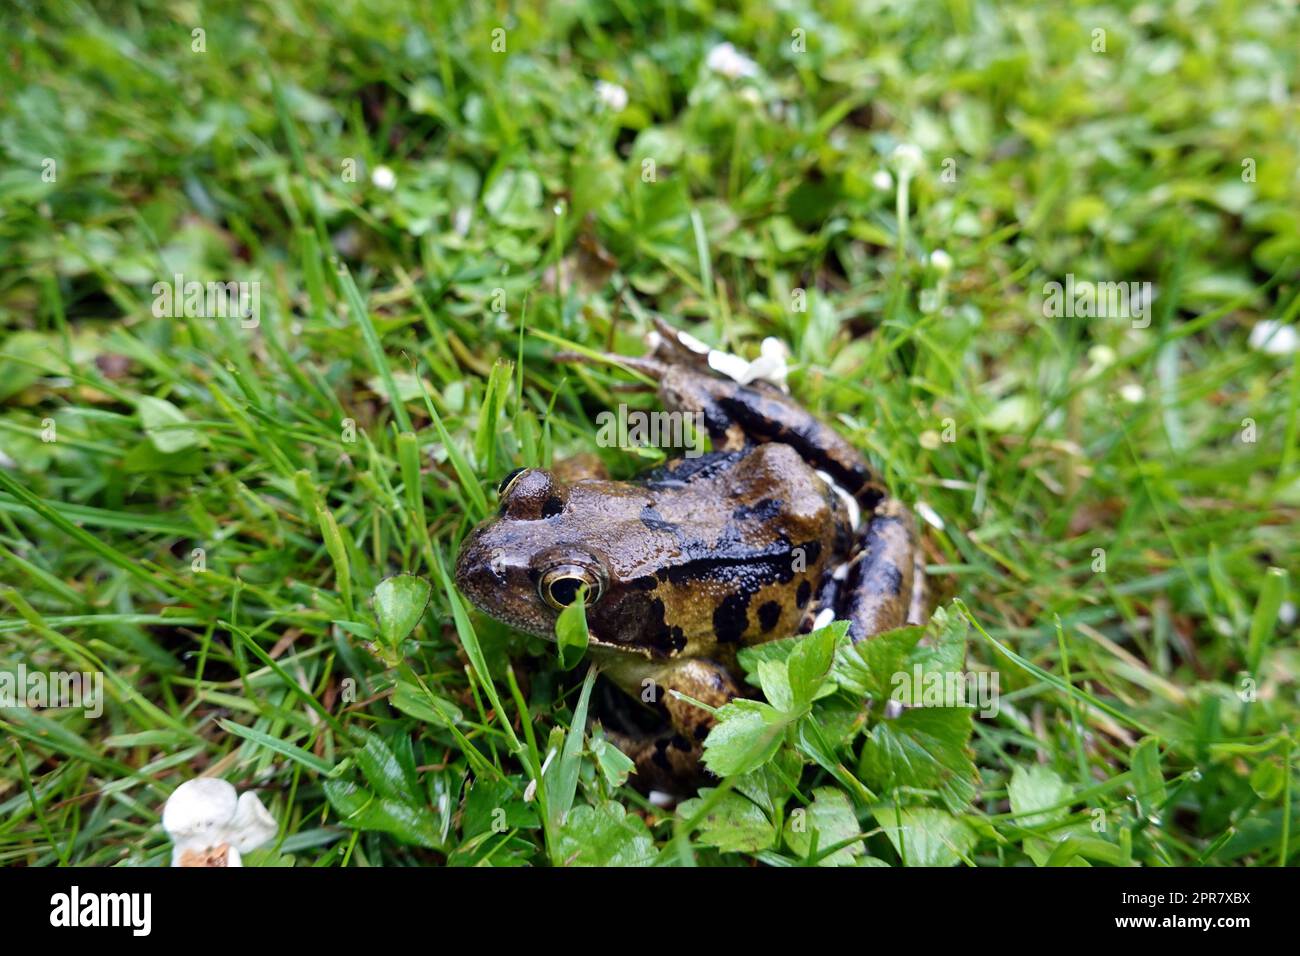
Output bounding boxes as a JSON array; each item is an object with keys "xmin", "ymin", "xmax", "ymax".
[{"xmin": 453, "ymin": 527, "xmax": 556, "ymax": 639}]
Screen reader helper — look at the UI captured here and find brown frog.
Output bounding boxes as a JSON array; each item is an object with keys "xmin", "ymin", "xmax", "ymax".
[{"xmin": 454, "ymin": 320, "xmax": 927, "ymax": 791}]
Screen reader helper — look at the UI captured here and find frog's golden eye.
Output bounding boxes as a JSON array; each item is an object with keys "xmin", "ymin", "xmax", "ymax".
[
  {"xmin": 539, "ymin": 564, "xmax": 605, "ymax": 611},
  {"xmin": 497, "ymin": 467, "xmax": 527, "ymax": 498}
]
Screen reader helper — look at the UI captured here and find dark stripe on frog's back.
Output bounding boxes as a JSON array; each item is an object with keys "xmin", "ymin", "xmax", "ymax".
[{"xmin": 638, "ymin": 450, "xmax": 747, "ymax": 492}]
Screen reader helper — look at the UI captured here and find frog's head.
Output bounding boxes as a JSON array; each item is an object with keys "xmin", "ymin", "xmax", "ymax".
[{"xmin": 454, "ymin": 467, "xmax": 632, "ymax": 640}]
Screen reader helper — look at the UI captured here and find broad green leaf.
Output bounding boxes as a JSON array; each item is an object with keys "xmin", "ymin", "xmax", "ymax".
[
  {"xmin": 372, "ymin": 574, "xmax": 432, "ymax": 646},
  {"xmin": 834, "ymin": 625, "xmax": 924, "ymax": 700},
  {"xmin": 859, "ymin": 706, "xmax": 977, "ymax": 813},
  {"xmin": 701, "ymin": 698, "xmax": 789, "ymax": 777},
  {"xmin": 555, "ymin": 585, "xmax": 590, "ymax": 670},
  {"xmin": 354, "ymin": 729, "xmax": 418, "ymax": 803},
  {"xmin": 1008, "ymin": 764, "xmax": 1070, "ymax": 828},
  {"xmin": 137, "ymin": 395, "xmax": 202, "ymax": 453},
  {"xmin": 783, "ymin": 787, "xmax": 862, "ymax": 866},
  {"xmin": 874, "ymin": 807, "xmax": 975, "ymax": 867},
  {"xmin": 678, "ymin": 788, "xmax": 776, "ymax": 853},
  {"xmin": 589, "ymin": 728, "xmax": 636, "ymax": 789},
  {"xmin": 554, "ymin": 801, "xmax": 657, "ymax": 866},
  {"xmin": 786, "ymin": 624, "xmax": 841, "ymax": 707},
  {"xmin": 756, "ymin": 659, "xmax": 795, "ymax": 712},
  {"xmin": 736, "ymin": 620, "xmax": 848, "ymax": 687},
  {"xmin": 324, "ymin": 779, "xmax": 441, "ymax": 849}
]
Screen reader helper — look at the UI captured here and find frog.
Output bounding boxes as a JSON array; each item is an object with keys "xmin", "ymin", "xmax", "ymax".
[{"xmin": 454, "ymin": 319, "xmax": 927, "ymax": 791}]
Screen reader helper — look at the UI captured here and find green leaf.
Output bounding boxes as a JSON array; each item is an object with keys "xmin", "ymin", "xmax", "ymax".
[
  {"xmin": 678, "ymin": 789, "xmax": 776, "ymax": 853},
  {"xmin": 907, "ymin": 604, "xmax": 969, "ymax": 676},
  {"xmin": 1247, "ymin": 566, "xmax": 1288, "ymax": 676},
  {"xmin": 786, "ymin": 624, "xmax": 841, "ymax": 707},
  {"xmin": 736, "ymin": 749, "xmax": 803, "ymax": 816},
  {"xmin": 391, "ymin": 679, "xmax": 462, "ymax": 727},
  {"xmin": 544, "ymin": 665, "xmax": 598, "ymax": 844},
  {"xmin": 218, "ymin": 719, "xmax": 334, "ymax": 777},
  {"xmin": 874, "ymin": 807, "xmax": 975, "ymax": 867},
  {"xmin": 834, "ymin": 625, "xmax": 924, "ymax": 699},
  {"xmin": 323, "ymin": 779, "xmax": 441, "ymax": 849},
  {"xmin": 737, "ymin": 620, "xmax": 847, "ymax": 686},
  {"xmin": 354, "ymin": 729, "xmax": 419, "ymax": 803},
  {"xmin": 554, "ymin": 801, "xmax": 657, "ymax": 866},
  {"xmin": 859, "ymin": 707, "xmax": 977, "ymax": 813},
  {"xmin": 756, "ymin": 659, "xmax": 795, "ymax": 712},
  {"xmin": 1130, "ymin": 737, "xmax": 1167, "ymax": 821},
  {"xmin": 554, "ymin": 585, "xmax": 590, "ymax": 670},
  {"xmin": 783, "ymin": 787, "xmax": 862, "ymax": 866},
  {"xmin": 372, "ymin": 574, "xmax": 432, "ymax": 646},
  {"xmin": 701, "ymin": 698, "xmax": 789, "ymax": 777},
  {"xmin": 589, "ymin": 728, "xmax": 636, "ymax": 789},
  {"xmin": 1008, "ymin": 764, "xmax": 1071, "ymax": 828},
  {"xmin": 137, "ymin": 395, "xmax": 202, "ymax": 453}
]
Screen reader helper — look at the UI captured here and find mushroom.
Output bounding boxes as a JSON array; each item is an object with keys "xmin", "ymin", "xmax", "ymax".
[{"xmin": 161, "ymin": 778, "xmax": 277, "ymax": 867}]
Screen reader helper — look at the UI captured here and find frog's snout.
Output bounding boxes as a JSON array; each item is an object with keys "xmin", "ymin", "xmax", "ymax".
[{"xmin": 453, "ymin": 525, "xmax": 501, "ymax": 606}]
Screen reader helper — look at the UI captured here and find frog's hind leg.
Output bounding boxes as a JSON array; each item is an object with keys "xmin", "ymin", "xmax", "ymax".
[
  {"xmin": 833, "ymin": 499, "xmax": 927, "ymax": 642},
  {"xmin": 603, "ymin": 658, "xmax": 742, "ymax": 793}
]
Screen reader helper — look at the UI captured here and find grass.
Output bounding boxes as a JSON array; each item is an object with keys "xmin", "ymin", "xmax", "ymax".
[{"xmin": 0, "ymin": 0, "xmax": 1297, "ymax": 866}]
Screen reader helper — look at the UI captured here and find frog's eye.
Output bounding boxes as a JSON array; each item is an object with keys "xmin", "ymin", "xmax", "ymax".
[
  {"xmin": 497, "ymin": 467, "xmax": 527, "ymax": 497},
  {"xmin": 539, "ymin": 564, "xmax": 605, "ymax": 611}
]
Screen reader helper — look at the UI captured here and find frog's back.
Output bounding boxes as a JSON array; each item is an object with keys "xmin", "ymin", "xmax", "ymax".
[{"xmin": 594, "ymin": 443, "xmax": 848, "ymax": 654}]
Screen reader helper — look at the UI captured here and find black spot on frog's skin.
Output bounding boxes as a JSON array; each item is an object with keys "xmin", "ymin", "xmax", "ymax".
[
  {"xmin": 758, "ymin": 600, "xmax": 781, "ymax": 632},
  {"xmin": 796, "ymin": 579, "xmax": 812, "ymax": 608},
  {"xmin": 639, "ymin": 505, "xmax": 679, "ymax": 534},
  {"xmin": 627, "ymin": 596, "xmax": 686, "ymax": 656},
  {"xmin": 733, "ymin": 498, "xmax": 783, "ymax": 522},
  {"xmin": 713, "ymin": 592, "xmax": 750, "ymax": 643},
  {"xmin": 541, "ymin": 495, "xmax": 564, "ymax": 518},
  {"xmin": 693, "ymin": 723, "xmax": 710, "ymax": 741},
  {"xmin": 670, "ymin": 734, "xmax": 691, "ymax": 751},
  {"xmin": 652, "ymin": 738, "xmax": 672, "ymax": 770},
  {"xmin": 631, "ymin": 575, "xmax": 658, "ymax": 591}
]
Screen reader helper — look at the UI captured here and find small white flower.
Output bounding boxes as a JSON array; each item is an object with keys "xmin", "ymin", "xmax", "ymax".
[
  {"xmin": 871, "ymin": 169, "xmax": 894, "ymax": 191},
  {"xmin": 706, "ymin": 336, "xmax": 791, "ymax": 390},
  {"xmin": 706, "ymin": 42, "xmax": 759, "ymax": 80},
  {"xmin": 371, "ymin": 165, "xmax": 397, "ymax": 191},
  {"xmin": 453, "ymin": 205, "xmax": 472, "ymax": 236},
  {"xmin": 162, "ymin": 777, "xmax": 277, "ymax": 867},
  {"xmin": 594, "ymin": 80, "xmax": 628, "ymax": 112},
  {"xmin": 891, "ymin": 143, "xmax": 924, "ymax": 177},
  {"xmin": 1248, "ymin": 320, "xmax": 1298, "ymax": 356},
  {"xmin": 1119, "ymin": 383, "xmax": 1146, "ymax": 403},
  {"xmin": 930, "ymin": 250, "xmax": 953, "ymax": 274},
  {"xmin": 1087, "ymin": 344, "xmax": 1117, "ymax": 368}
]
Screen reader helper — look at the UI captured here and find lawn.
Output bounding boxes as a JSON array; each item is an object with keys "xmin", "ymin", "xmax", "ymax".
[{"xmin": 1, "ymin": 0, "xmax": 1297, "ymax": 867}]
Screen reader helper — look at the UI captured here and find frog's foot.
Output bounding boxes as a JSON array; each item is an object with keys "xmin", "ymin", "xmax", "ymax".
[
  {"xmin": 604, "ymin": 728, "xmax": 709, "ymax": 793},
  {"xmin": 807, "ymin": 498, "xmax": 928, "ymax": 642},
  {"xmin": 605, "ymin": 658, "xmax": 743, "ymax": 793}
]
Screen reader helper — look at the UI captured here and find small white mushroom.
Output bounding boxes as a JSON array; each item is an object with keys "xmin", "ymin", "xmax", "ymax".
[{"xmin": 162, "ymin": 778, "xmax": 277, "ymax": 867}]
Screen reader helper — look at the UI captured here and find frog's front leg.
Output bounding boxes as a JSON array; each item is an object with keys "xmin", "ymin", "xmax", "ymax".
[{"xmin": 604, "ymin": 658, "xmax": 742, "ymax": 791}]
